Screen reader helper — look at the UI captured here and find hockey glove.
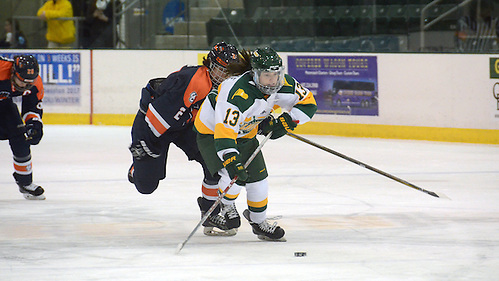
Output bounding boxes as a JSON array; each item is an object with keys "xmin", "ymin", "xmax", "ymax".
[
  {"xmin": 257, "ymin": 115, "xmax": 276, "ymax": 136},
  {"xmin": 271, "ymin": 112, "xmax": 297, "ymax": 139},
  {"xmin": 129, "ymin": 140, "xmax": 161, "ymax": 160},
  {"xmin": 259, "ymin": 113, "xmax": 297, "ymax": 140},
  {"xmin": 222, "ymin": 152, "xmax": 249, "ymax": 182},
  {"xmin": 25, "ymin": 120, "xmax": 43, "ymax": 145}
]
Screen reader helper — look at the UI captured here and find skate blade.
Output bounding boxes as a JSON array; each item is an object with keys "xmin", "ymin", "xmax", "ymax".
[
  {"xmin": 203, "ymin": 227, "xmax": 237, "ymax": 236},
  {"xmin": 257, "ymin": 235, "xmax": 286, "ymax": 242},
  {"xmin": 23, "ymin": 193, "xmax": 46, "ymax": 200}
]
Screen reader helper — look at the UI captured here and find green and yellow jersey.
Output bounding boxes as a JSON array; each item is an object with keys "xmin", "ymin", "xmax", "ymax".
[{"xmin": 194, "ymin": 71, "xmax": 317, "ymax": 161}]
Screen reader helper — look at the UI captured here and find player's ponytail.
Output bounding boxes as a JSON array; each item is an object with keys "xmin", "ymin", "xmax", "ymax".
[{"xmin": 227, "ymin": 49, "xmax": 251, "ymax": 76}]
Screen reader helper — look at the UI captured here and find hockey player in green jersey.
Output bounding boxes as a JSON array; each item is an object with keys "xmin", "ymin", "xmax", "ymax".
[{"xmin": 194, "ymin": 46, "xmax": 317, "ymax": 241}]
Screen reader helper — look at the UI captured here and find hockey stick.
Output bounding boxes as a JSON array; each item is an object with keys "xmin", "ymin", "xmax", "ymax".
[
  {"xmin": 286, "ymin": 132, "xmax": 449, "ymax": 199},
  {"xmin": 175, "ymin": 132, "xmax": 273, "ymax": 254}
]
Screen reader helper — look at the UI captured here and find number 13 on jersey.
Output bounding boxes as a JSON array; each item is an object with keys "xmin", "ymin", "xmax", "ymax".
[{"xmin": 223, "ymin": 108, "xmax": 240, "ymax": 127}]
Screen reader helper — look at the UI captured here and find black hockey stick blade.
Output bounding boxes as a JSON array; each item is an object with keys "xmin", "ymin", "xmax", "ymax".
[{"xmin": 287, "ymin": 132, "xmax": 450, "ymax": 200}]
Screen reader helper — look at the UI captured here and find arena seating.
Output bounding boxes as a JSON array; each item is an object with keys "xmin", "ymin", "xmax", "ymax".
[{"xmin": 205, "ymin": 0, "xmax": 459, "ymax": 52}]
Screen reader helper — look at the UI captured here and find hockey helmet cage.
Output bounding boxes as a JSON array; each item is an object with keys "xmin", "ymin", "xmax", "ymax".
[
  {"xmin": 208, "ymin": 41, "xmax": 239, "ymax": 88},
  {"xmin": 250, "ymin": 46, "xmax": 284, "ymax": 95}
]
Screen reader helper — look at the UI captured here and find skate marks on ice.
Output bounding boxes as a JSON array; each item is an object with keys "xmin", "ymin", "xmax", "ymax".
[{"xmin": 1, "ymin": 126, "xmax": 499, "ymax": 280}]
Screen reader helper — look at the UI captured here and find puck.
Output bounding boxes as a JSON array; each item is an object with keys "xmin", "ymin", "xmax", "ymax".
[{"xmin": 294, "ymin": 252, "xmax": 306, "ymax": 257}]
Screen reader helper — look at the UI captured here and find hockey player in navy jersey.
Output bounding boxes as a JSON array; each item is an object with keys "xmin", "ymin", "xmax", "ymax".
[
  {"xmin": 128, "ymin": 42, "xmax": 239, "ymax": 235},
  {"xmin": 0, "ymin": 55, "xmax": 45, "ymax": 200}
]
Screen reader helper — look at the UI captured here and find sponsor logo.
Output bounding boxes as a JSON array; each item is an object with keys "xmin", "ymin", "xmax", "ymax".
[{"xmin": 490, "ymin": 58, "xmax": 499, "ymax": 78}]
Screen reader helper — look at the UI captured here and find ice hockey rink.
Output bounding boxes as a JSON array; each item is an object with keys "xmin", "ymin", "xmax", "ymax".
[{"xmin": 1, "ymin": 125, "xmax": 498, "ymax": 281}]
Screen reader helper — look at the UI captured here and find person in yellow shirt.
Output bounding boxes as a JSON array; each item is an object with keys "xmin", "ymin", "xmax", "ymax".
[{"xmin": 37, "ymin": 0, "xmax": 76, "ymax": 48}]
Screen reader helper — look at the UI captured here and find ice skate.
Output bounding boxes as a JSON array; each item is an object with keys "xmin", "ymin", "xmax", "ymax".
[
  {"xmin": 203, "ymin": 213, "xmax": 237, "ymax": 236},
  {"xmin": 243, "ymin": 209, "xmax": 286, "ymax": 242},
  {"xmin": 18, "ymin": 183, "xmax": 45, "ymax": 200},
  {"xmin": 221, "ymin": 203, "xmax": 241, "ymax": 230},
  {"xmin": 197, "ymin": 197, "xmax": 237, "ymax": 236}
]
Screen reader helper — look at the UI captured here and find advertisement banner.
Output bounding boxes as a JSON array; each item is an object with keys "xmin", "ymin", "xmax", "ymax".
[
  {"xmin": 288, "ymin": 55, "xmax": 378, "ymax": 116},
  {"xmin": 0, "ymin": 51, "xmax": 81, "ymax": 105},
  {"xmin": 490, "ymin": 58, "xmax": 499, "ymax": 119}
]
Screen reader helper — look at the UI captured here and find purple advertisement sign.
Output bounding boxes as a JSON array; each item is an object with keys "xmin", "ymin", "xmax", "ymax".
[{"xmin": 288, "ymin": 56, "xmax": 378, "ymax": 116}]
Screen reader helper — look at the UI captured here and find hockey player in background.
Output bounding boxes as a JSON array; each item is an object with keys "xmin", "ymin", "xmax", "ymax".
[
  {"xmin": 194, "ymin": 46, "xmax": 317, "ymax": 241},
  {"xmin": 128, "ymin": 42, "xmax": 239, "ymax": 236},
  {"xmin": 0, "ymin": 55, "xmax": 45, "ymax": 200}
]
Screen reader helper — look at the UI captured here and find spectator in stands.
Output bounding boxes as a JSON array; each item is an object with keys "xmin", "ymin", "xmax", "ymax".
[
  {"xmin": 456, "ymin": 0, "xmax": 499, "ymax": 52},
  {"xmin": 83, "ymin": 0, "xmax": 118, "ymax": 48},
  {"xmin": 0, "ymin": 18, "xmax": 27, "ymax": 49},
  {"xmin": 37, "ymin": 0, "xmax": 76, "ymax": 48}
]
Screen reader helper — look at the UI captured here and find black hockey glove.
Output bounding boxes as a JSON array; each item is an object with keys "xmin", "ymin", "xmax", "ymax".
[
  {"xmin": 25, "ymin": 120, "xmax": 43, "ymax": 145},
  {"xmin": 258, "ymin": 113, "xmax": 297, "ymax": 140},
  {"xmin": 258, "ymin": 115, "xmax": 275, "ymax": 136},
  {"xmin": 129, "ymin": 140, "xmax": 161, "ymax": 160},
  {"xmin": 223, "ymin": 152, "xmax": 249, "ymax": 183}
]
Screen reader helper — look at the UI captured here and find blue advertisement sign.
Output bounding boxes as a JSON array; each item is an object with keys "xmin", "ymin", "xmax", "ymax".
[
  {"xmin": 0, "ymin": 52, "xmax": 81, "ymax": 105},
  {"xmin": 288, "ymin": 56, "xmax": 378, "ymax": 116}
]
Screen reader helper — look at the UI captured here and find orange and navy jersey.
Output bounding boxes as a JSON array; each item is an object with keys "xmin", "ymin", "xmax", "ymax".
[
  {"xmin": 0, "ymin": 56, "xmax": 44, "ymax": 124},
  {"xmin": 140, "ymin": 65, "xmax": 212, "ymax": 138}
]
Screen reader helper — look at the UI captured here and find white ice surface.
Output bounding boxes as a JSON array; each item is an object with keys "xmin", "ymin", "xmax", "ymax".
[{"xmin": 1, "ymin": 125, "xmax": 498, "ymax": 281}]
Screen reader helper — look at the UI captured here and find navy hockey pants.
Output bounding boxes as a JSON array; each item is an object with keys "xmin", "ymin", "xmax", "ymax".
[
  {"xmin": 0, "ymin": 100, "xmax": 32, "ymax": 186},
  {"xmin": 131, "ymin": 122, "xmax": 218, "ymax": 194}
]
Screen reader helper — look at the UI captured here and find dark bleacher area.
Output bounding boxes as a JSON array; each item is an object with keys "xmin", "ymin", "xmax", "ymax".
[{"xmin": 206, "ymin": 0, "xmax": 460, "ymax": 52}]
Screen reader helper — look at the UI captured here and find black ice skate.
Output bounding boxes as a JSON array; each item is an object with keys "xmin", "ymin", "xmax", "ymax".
[
  {"xmin": 221, "ymin": 203, "xmax": 241, "ymax": 229},
  {"xmin": 18, "ymin": 182, "xmax": 45, "ymax": 200},
  {"xmin": 197, "ymin": 197, "xmax": 237, "ymax": 236},
  {"xmin": 243, "ymin": 209, "xmax": 286, "ymax": 242}
]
